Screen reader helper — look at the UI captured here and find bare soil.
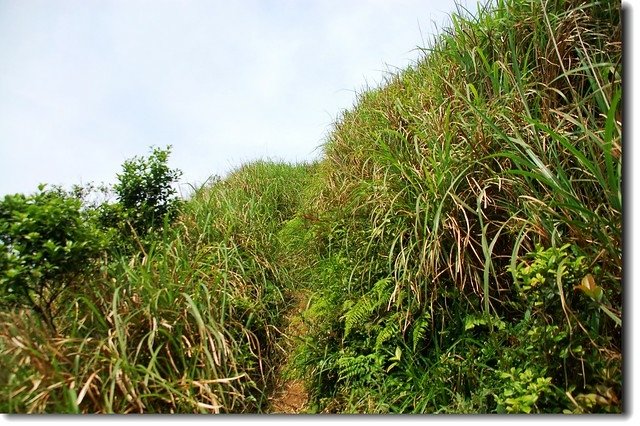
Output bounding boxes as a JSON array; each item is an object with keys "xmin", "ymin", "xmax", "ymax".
[{"xmin": 268, "ymin": 291, "xmax": 310, "ymax": 414}]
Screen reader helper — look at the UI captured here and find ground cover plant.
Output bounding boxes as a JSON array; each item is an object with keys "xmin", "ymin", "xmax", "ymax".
[{"xmin": 0, "ymin": 0, "xmax": 622, "ymax": 414}]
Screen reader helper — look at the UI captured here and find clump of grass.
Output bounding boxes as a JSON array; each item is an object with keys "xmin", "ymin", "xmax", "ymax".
[
  {"xmin": 0, "ymin": 0, "xmax": 622, "ymax": 414},
  {"xmin": 0, "ymin": 161, "xmax": 311, "ymax": 413},
  {"xmin": 294, "ymin": 0, "xmax": 621, "ymax": 413}
]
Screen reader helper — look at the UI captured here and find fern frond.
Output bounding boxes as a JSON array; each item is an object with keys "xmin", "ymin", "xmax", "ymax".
[
  {"xmin": 412, "ymin": 312, "xmax": 432, "ymax": 351},
  {"xmin": 343, "ymin": 277, "xmax": 394, "ymax": 337},
  {"xmin": 343, "ymin": 296, "xmax": 372, "ymax": 337},
  {"xmin": 375, "ymin": 314, "xmax": 401, "ymax": 351},
  {"xmin": 336, "ymin": 353, "xmax": 382, "ymax": 385}
]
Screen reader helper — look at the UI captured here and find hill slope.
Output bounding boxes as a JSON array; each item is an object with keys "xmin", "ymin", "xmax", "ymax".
[
  {"xmin": 287, "ymin": 0, "xmax": 622, "ymax": 413},
  {"xmin": 0, "ymin": 0, "xmax": 621, "ymax": 414}
]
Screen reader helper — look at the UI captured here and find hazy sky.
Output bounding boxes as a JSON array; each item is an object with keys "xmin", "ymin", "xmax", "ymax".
[{"xmin": 0, "ymin": 0, "xmax": 472, "ymax": 196}]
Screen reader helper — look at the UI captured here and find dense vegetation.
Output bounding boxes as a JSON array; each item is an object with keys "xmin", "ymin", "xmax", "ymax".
[{"xmin": 0, "ymin": 0, "xmax": 622, "ymax": 414}]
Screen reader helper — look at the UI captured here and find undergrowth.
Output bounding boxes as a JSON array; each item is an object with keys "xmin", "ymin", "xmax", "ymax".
[
  {"xmin": 0, "ymin": 0, "xmax": 622, "ymax": 415},
  {"xmin": 0, "ymin": 161, "xmax": 311, "ymax": 413},
  {"xmin": 291, "ymin": 0, "xmax": 622, "ymax": 414}
]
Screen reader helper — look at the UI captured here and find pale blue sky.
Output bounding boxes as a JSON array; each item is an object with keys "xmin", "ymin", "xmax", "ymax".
[{"xmin": 0, "ymin": 0, "xmax": 474, "ymax": 196}]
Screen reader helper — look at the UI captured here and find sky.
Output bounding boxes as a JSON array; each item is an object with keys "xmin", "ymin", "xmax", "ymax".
[{"xmin": 0, "ymin": 0, "xmax": 476, "ymax": 197}]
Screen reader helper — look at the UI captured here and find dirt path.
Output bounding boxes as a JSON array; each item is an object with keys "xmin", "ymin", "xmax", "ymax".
[{"xmin": 268, "ymin": 291, "xmax": 310, "ymax": 414}]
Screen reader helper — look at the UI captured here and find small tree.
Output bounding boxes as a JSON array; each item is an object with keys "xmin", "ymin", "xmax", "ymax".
[
  {"xmin": 113, "ymin": 146, "xmax": 183, "ymax": 237},
  {"xmin": 0, "ymin": 186, "xmax": 108, "ymax": 332}
]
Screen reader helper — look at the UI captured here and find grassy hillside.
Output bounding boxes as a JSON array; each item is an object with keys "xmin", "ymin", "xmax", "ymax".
[
  {"xmin": 0, "ymin": 161, "xmax": 312, "ymax": 413},
  {"xmin": 0, "ymin": 0, "xmax": 621, "ymax": 414},
  {"xmin": 289, "ymin": 0, "xmax": 622, "ymax": 413}
]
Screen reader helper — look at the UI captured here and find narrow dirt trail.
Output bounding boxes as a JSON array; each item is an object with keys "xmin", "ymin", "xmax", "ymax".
[{"xmin": 268, "ymin": 290, "xmax": 310, "ymax": 414}]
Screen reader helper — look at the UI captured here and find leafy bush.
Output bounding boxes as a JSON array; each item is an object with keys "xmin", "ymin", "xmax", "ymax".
[
  {"xmin": 494, "ymin": 368, "xmax": 553, "ymax": 414},
  {"xmin": 112, "ymin": 146, "xmax": 183, "ymax": 239},
  {"xmin": 0, "ymin": 186, "xmax": 108, "ymax": 332}
]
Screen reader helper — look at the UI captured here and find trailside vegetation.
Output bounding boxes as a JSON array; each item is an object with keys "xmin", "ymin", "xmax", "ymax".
[
  {"xmin": 0, "ymin": 155, "xmax": 311, "ymax": 413},
  {"xmin": 292, "ymin": 0, "xmax": 621, "ymax": 413},
  {"xmin": 0, "ymin": 0, "xmax": 621, "ymax": 414}
]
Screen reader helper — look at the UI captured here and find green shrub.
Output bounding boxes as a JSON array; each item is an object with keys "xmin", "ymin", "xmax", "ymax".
[
  {"xmin": 0, "ymin": 186, "xmax": 108, "ymax": 332},
  {"xmin": 112, "ymin": 146, "xmax": 183, "ymax": 239}
]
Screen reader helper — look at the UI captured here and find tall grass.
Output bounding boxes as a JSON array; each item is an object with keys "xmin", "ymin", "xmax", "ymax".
[
  {"xmin": 0, "ymin": 161, "xmax": 311, "ymax": 413},
  {"xmin": 0, "ymin": 0, "xmax": 622, "ymax": 414},
  {"xmin": 293, "ymin": 0, "xmax": 621, "ymax": 413}
]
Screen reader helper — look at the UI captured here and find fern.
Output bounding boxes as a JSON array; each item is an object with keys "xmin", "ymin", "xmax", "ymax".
[
  {"xmin": 463, "ymin": 314, "xmax": 506, "ymax": 332},
  {"xmin": 336, "ymin": 353, "xmax": 383, "ymax": 385},
  {"xmin": 343, "ymin": 297, "xmax": 374, "ymax": 338},
  {"xmin": 375, "ymin": 314, "xmax": 401, "ymax": 351},
  {"xmin": 343, "ymin": 277, "xmax": 393, "ymax": 337},
  {"xmin": 371, "ymin": 277, "xmax": 394, "ymax": 299},
  {"xmin": 411, "ymin": 312, "xmax": 432, "ymax": 351}
]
